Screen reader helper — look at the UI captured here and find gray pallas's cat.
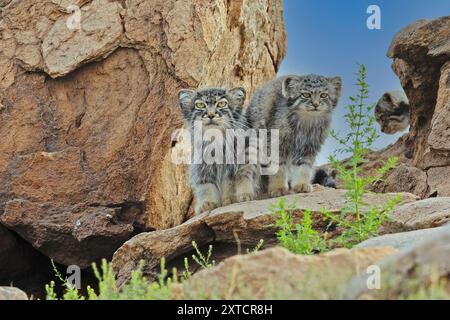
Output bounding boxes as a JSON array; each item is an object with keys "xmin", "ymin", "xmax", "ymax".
[
  {"xmin": 247, "ymin": 74, "xmax": 342, "ymax": 197},
  {"xmin": 375, "ymin": 90, "xmax": 410, "ymax": 134},
  {"xmin": 178, "ymin": 87, "xmax": 254, "ymax": 214}
]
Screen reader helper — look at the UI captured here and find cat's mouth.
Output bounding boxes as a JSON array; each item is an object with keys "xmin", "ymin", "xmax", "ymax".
[{"xmin": 203, "ymin": 119, "xmax": 221, "ymax": 126}]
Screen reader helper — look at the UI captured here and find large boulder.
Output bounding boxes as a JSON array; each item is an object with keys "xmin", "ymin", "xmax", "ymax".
[
  {"xmin": 112, "ymin": 187, "xmax": 416, "ymax": 286},
  {"xmin": 0, "ymin": 0, "xmax": 286, "ymax": 267},
  {"xmin": 174, "ymin": 246, "xmax": 397, "ymax": 299},
  {"xmin": 382, "ymin": 197, "xmax": 450, "ymax": 233},
  {"xmin": 344, "ymin": 226, "xmax": 450, "ymax": 299},
  {"xmin": 369, "ymin": 16, "xmax": 450, "ymax": 197},
  {"xmin": 356, "ymin": 226, "xmax": 447, "ymax": 251}
]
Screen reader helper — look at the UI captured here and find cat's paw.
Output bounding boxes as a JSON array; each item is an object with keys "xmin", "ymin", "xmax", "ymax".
[
  {"xmin": 197, "ymin": 201, "xmax": 219, "ymax": 214},
  {"xmin": 269, "ymin": 188, "xmax": 289, "ymax": 198},
  {"xmin": 236, "ymin": 193, "xmax": 254, "ymax": 203},
  {"xmin": 292, "ymin": 182, "xmax": 313, "ymax": 193}
]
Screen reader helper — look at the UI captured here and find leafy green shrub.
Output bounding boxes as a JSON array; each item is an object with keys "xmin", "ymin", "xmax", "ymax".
[
  {"xmin": 46, "ymin": 258, "xmax": 176, "ymax": 300},
  {"xmin": 325, "ymin": 64, "xmax": 401, "ymax": 247},
  {"xmin": 191, "ymin": 241, "xmax": 215, "ymax": 269},
  {"xmin": 45, "ymin": 239, "xmax": 266, "ymax": 300},
  {"xmin": 272, "ymin": 198, "xmax": 326, "ymax": 255}
]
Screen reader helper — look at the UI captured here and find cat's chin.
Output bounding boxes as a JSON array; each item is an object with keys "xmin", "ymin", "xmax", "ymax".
[
  {"xmin": 202, "ymin": 120, "xmax": 224, "ymax": 129},
  {"xmin": 296, "ymin": 109, "xmax": 328, "ymax": 117}
]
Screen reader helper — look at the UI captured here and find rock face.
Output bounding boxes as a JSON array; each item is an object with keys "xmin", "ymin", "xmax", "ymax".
[
  {"xmin": 0, "ymin": 0, "xmax": 286, "ymax": 268},
  {"xmin": 344, "ymin": 226, "xmax": 450, "ymax": 299},
  {"xmin": 112, "ymin": 187, "xmax": 416, "ymax": 286},
  {"xmin": 375, "ymin": 16, "xmax": 450, "ymax": 197},
  {"xmin": 176, "ymin": 246, "xmax": 397, "ymax": 299}
]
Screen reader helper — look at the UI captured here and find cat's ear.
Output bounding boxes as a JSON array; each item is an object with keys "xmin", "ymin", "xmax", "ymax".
[
  {"xmin": 329, "ymin": 168, "xmax": 338, "ymax": 179},
  {"xmin": 227, "ymin": 87, "xmax": 246, "ymax": 105},
  {"xmin": 281, "ymin": 76, "xmax": 300, "ymax": 98},
  {"xmin": 382, "ymin": 92, "xmax": 393, "ymax": 104},
  {"xmin": 328, "ymin": 76, "xmax": 342, "ymax": 107},
  {"xmin": 329, "ymin": 76, "xmax": 342, "ymax": 97},
  {"xmin": 178, "ymin": 89, "xmax": 196, "ymax": 110}
]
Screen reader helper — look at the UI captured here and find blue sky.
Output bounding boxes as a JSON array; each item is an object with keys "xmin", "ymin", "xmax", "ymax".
[{"xmin": 279, "ymin": 0, "xmax": 449, "ymax": 164}]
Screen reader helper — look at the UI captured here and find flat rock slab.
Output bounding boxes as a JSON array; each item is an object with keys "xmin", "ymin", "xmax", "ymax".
[
  {"xmin": 344, "ymin": 226, "xmax": 450, "ymax": 299},
  {"xmin": 112, "ymin": 187, "xmax": 416, "ymax": 286},
  {"xmin": 357, "ymin": 226, "xmax": 447, "ymax": 251},
  {"xmin": 0, "ymin": 287, "xmax": 28, "ymax": 300},
  {"xmin": 383, "ymin": 197, "xmax": 450, "ymax": 233},
  {"xmin": 42, "ymin": 0, "xmax": 123, "ymax": 77},
  {"xmin": 175, "ymin": 246, "xmax": 397, "ymax": 299}
]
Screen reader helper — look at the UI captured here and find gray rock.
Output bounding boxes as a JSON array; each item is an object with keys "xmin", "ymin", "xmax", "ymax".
[
  {"xmin": 383, "ymin": 197, "xmax": 450, "ymax": 233},
  {"xmin": 357, "ymin": 227, "xmax": 447, "ymax": 251},
  {"xmin": 344, "ymin": 225, "xmax": 450, "ymax": 299},
  {"xmin": 0, "ymin": 287, "xmax": 28, "ymax": 300}
]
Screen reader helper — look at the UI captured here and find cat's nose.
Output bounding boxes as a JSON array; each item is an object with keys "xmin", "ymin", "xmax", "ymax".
[{"xmin": 207, "ymin": 113, "xmax": 215, "ymax": 119}]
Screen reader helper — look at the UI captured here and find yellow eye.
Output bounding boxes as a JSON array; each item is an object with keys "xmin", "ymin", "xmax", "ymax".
[
  {"xmin": 217, "ymin": 100, "xmax": 228, "ymax": 108},
  {"xmin": 301, "ymin": 93, "xmax": 311, "ymax": 98},
  {"xmin": 195, "ymin": 101, "xmax": 206, "ymax": 109},
  {"xmin": 320, "ymin": 93, "xmax": 329, "ymax": 98}
]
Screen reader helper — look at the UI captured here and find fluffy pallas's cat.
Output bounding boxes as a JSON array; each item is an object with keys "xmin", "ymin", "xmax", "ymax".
[
  {"xmin": 375, "ymin": 90, "xmax": 410, "ymax": 134},
  {"xmin": 246, "ymin": 74, "xmax": 342, "ymax": 197},
  {"xmin": 178, "ymin": 87, "xmax": 256, "ymax": 214}
]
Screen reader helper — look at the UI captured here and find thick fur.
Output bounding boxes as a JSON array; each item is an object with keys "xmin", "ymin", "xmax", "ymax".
[
  {"xmin": 246, "ymin": 74, "xmax": 342, "ymax": 197},
  {"xmin": 375, "ymin": 90, "xmax": 410, "ymax": 134},
  {"xmin": 311, "ymin": 167, "xmax": 337, "ymax": 189},
  {"xmin": 178, "ymin": 87, "xmax": 256, "ymax": 214}
]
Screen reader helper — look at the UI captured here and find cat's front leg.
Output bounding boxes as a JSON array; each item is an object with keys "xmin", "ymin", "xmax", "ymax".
[
  {"xmin": 194, "ymin": 183, "xmax": 220, "ymax": 214},
  {"xmin": 221, "ymin": 178, "xmax": 235, "ymax": 206},
  {"xmin": 290, "ymin": 163, "xmax": 313, "ymax": 193},
  {"xmin": 267, "ymin": 164, "xmax": 289, "ymax": 197},
  {"xmin": 234, "ymin": 164, "xmax": 259, "ymax": 203}
]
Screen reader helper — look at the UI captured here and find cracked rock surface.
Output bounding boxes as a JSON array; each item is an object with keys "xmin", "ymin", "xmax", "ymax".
[{"xmin": 0, "ymin": 0, "xmax": 286, "ymax": 270}]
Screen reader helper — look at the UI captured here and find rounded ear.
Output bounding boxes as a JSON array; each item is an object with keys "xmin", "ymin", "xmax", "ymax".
[
  {"xmin": 329, "ymin": 76, "xmax": 342, "ymax": 97},
  {"xmin": 178, "ymin": 89, "xmax": 196, "ymax": 109},
  {"xmin": 329, "ymin": 168, "xmax": 338, "ymax": 179},
  {"xmin": 281, "ymin": 76, "xmax": 299, "ymax": 98},
  {"xmin": 228, "ymin": 87, "xmax": 246, "ymax": 104},
  {"xmin": 382, "ymin": 92, "xmax": 393, "ymax": 104}
]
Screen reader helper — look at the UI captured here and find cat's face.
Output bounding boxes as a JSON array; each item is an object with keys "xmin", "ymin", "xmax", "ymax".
[
  {"xmin": 375, "ymin": 91, "xmax": 410, "ymax": 134},
  {"xmin": 178, "ymin": 87, "xmax": 246, "ymax": 130},
  {"xmin": 282, "ymin": 75, "xmax": 342, "ymax": 114}
]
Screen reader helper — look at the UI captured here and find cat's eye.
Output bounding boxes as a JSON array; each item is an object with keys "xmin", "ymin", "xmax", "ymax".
[
  {"xmin": 195, "ymin": 101, "xmax": 206, "ymax": 109},
  {"xmin": 216, "ymin": 100, "xmax": 228, "ymax": 108},
  {"xmin": 320, "ymin": 93, "xmax": 329, "ymax": 98},
  {"xmin": 301, "ymin": 92, "xmax": 311, "ymax": 98}
]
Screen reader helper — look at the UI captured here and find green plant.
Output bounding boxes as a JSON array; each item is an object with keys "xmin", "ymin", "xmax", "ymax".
[
  {"xmin": 327, "ymin": 64, "xmax": 401, "ymax": 247},
  {"xmin": 272, "ymin": 198, "xmax": 326, "ymax": 255},
  {"xmin": 45, "ymin": 259, "xmax": 84, "ymax": 300},
  {"xmin": 46, "ymin": 258, "xmax": 175, "ymax": 300},
  {"xmin": 191, "ymin": 241, "xmax": 215, "ymax": 269},
  {"xmin": 45, "ymin": 238, "xmax": 268, "ymax": 300}
]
